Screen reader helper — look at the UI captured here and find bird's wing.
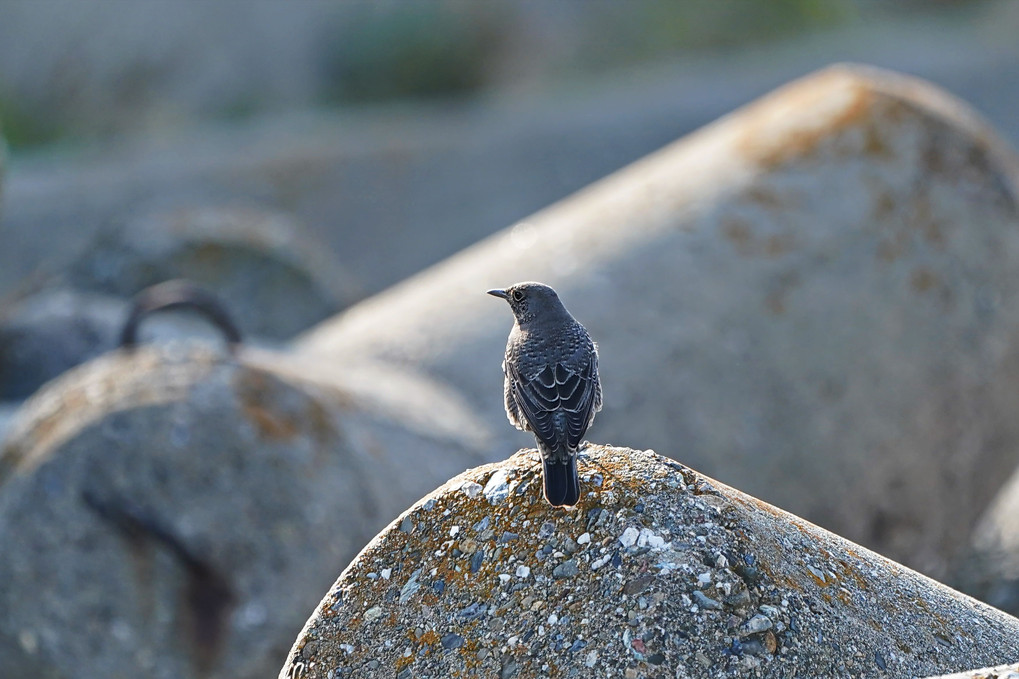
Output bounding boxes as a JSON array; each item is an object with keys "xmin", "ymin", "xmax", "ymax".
[
  {"xmin": 507, "ymin": 361, "xmax": 556, "ymax": 445},
  {"xmin": 508, "ymin": 356, "xmax": 599, "ymax": 450},
  {"xmin": 559, "ymin": 357, "xmax": 599, "ymax": 449},
  {"xmin": 503, "ymin": 360, "xmax": 527, "ymax": 431}
]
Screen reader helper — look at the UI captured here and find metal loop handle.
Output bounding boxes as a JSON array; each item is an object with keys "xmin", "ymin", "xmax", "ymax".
[{"xmin": 120, "ymin": 280, "xmax": 242, "ymax": 351}]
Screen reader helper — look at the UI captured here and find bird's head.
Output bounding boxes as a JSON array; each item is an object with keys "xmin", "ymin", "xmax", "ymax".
[{"xmin": 487, "ymin": 281, "xmax": 568, "ymax": 325}]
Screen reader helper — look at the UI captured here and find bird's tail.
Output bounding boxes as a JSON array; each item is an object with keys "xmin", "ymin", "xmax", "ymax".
[{"xmin": 540, "ymin": 447, "xmax": 580, "ymax": 507}]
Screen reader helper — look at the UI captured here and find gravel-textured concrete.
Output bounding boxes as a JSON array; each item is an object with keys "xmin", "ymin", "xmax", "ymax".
[
  {"xmin": 298, "ymin": 65, "xmax": 1019, "ymax": 580},
  {"xmin": 279, "ymin": 446, "xmax": 1019, "ymax": 679},
  {"xmin": 0, "ymin": 342, "xmax": 490, "ymax": 679}
]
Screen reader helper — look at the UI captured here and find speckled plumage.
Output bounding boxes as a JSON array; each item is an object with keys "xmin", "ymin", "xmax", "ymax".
[{"xmin": 488, "ymin": 282, "xmax": 602, "ymax": 506}]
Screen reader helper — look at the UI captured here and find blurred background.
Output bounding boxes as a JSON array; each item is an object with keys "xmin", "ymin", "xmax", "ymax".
[{"xmin": 2, "ymin": 0, "xmax": 1019, "ymax": 300}]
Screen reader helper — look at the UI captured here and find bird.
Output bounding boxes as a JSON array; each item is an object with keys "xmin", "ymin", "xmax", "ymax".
[{"xmin": 487, "ymin": 282, "xmax": 602, "ymax": 506}]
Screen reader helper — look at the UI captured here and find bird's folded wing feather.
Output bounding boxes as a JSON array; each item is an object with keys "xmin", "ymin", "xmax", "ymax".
[{"xmin": 508, "ymin": 358, "xmax": 599, "ymax": 450}]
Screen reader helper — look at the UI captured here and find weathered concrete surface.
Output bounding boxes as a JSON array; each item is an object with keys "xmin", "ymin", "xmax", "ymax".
[
  {"xmin": 56, "ymin": 205, "xmax": 359, "ymax": 340},
  {"xmin": 924, "ymin": 664, "xmax": 1019, "ymax": 679},
  {"xmin": 297, "ymin": 65, "xmax": 1019, "ymax": 579},
  {"xmin": 0, "ymin": 342, "xmax": 490, "ymax": 679},
  {"xmin": 951, "ymin": 464, "xmax": 1019, "ymax": 617},
  {"xmin": 279, "ymin": 446, "xmax": 1019, "ymax": 679}
]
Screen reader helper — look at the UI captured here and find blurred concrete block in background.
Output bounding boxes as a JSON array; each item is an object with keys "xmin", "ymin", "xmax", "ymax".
[
  {"xmin": 0, "ymin": 342, "xmax": 489, "ymax": 679},
  {"xmin": 952, "ymin": 463, "xmax": 1019, "ymax": 617},
  {"xmin": 56, "ymin": 205, "xmax": 360, "ymax": 340},
  {"xmin": 0, "ymin": 289, "xmax": 123, "ymax": 401},
  {"xmin": 298, "ymin": 64, "xmax": 1019, "ymax": 581},
  {"xmin": 279, "ymin": 447, "xmax": 1019, "ymax": 679}
]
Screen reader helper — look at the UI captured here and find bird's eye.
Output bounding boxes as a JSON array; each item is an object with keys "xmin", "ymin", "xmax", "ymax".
[{"xmin": 512, "ymin": 289, "xmax": 525, "ymax": 302}]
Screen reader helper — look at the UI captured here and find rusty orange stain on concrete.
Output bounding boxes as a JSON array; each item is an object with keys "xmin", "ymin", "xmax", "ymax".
[
  {"xmin": 744, "ymin": 186, "xmax": 789, "ymax": 210},
  {"xmin": 911, "ymin": 268, "xmax": 938, "ymax": 293},
  {"xmin": 765, "ymin": 291, "xmax": 787, "ymax": 315},
  {"xmin": 721, "ymin": 216, "xmax": 797, "ymax": 260},
  {"xmin": 736, "ymin": 72, "xmax": 879, "ymax": 171},
  {"xmin": 872, "ymin": 191, "xmax": 896, "ymax": 220},
  {"xmin": 235, "ymin": 372, "xmax": 301, "ymax": 440},
  {"xmin": 722, "ymin": 218, "xmax": 753, "ymax": 253},
  {"xmin": 764, "ymin": 233, "xmax": 795, "ymax": 257},
  {"xmin": 876, "ymin": 229, "xmax": 911, "ymax": 262}
]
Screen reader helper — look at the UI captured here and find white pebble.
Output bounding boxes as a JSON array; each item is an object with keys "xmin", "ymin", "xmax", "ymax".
[
  {"xmin": 741, "ymin": 614, "xmax": 773, "ymax": 635},
  {"xmin": 577, "ymin": 532, "xmax": 591, "ymax": 545},
  {"xmin": 483, "ymin": 470, "xmax": 512, "ymax": 505},
  {"xmin": 619, "ymin": 526, "xmax": 639, "ymax": 548},
  {"xmin": 585, "ymin": 650, "xmax": 598, "ymax": 667},
  {"xmin": 380, "ymin": 568, "xmax": 392, "ymax": 580},
  {"xmin": 646, "ymin": 533, "xmax": 666, "ymax": 549},
  {"xmin": 548, "ymin": 613, "xmax": 558, "ymax": 625},
  {"xmin": 450, "ymin": 526, "xmax": 461, "ymax": 537},
  {"xmin": 516, "ymin": 565, "xmax": 531, "ymax": 578},
  {"xmin": 460, "ymin": 481, "xmax": 483, "ymax": 498}
]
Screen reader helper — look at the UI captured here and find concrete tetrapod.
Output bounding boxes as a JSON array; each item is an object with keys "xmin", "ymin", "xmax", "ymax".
[
  {"xmin": 0, "ymin": 342, "xmax": 489, "ymax": 679},
  {"xmin": 279, "ymin": 446, "xmax": 1019, "ymax": 679},
  {"xmin": 297, "ymin": 64, "xmax": 1019, "ymax": 579}
]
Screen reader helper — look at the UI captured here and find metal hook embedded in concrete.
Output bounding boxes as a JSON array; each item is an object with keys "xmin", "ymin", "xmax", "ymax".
[{"xmin": 119, "ymin": 279, "xmax": 242, "ymax": 351}]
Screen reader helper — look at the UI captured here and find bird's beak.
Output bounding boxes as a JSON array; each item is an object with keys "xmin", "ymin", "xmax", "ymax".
[{"xmin": 487, "ymin": 288, "xmax": 510, "ymax": 300}]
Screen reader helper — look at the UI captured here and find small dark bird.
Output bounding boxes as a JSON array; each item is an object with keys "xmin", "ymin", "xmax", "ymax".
[{"xmin": 488, "ymin": 282, "xmax": 602, "ymax": 506}]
